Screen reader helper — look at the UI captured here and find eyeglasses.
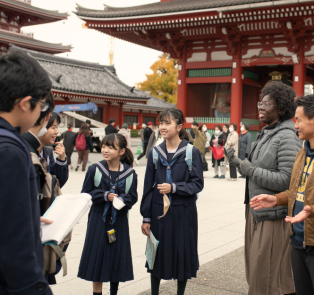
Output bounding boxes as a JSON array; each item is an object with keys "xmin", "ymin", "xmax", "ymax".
[
  {"xmin": 257, "ymin": 102, "xmax": 275, "ymax": 109},
  {"xmin": 15, "ymin": 97, "xmax": 50, "ymax": 112}
]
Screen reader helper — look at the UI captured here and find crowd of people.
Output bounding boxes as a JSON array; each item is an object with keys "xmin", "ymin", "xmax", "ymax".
[{"xmin": 3, "ymin": 49, "xmax": 314, "ymax": 295}]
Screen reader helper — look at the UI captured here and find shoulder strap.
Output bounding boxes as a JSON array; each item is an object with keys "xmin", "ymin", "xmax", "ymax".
[
  {"xmin": 185, "ymin": 143, "xmax": 193, "ymax": 173},
  {"xmin": 94, "ymin": 166, "xmax": 102, "ymax": 188},
  {"xmin": 152, "ymin": 148, "xmax": 159, "ymax": 169},
  {"xmin": 125, "ymin": 172, "xmax": 134, "ymax": 194},
  {"xmin": 0, "ymin": 129, "xmax": 32, "ymax": 176}
]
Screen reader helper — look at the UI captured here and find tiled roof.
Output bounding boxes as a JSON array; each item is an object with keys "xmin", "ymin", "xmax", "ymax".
[
  {"xmin": 1, "ymin": 0, "xmax": 68, "ymax": 19},
  {"xmin": 8, "ymin": 45, "xmax": 152, "ymax": 101},
  {"xmin": 126, "ymin": 95, "xmax": 175, "ymax": 110},
  {"xmin": 75, "ymin": 0, "xmax": 280, "ymax": 19},
  {"xmin": 0, "ymin": 30, "xmax": 72, "ymax": 53}
]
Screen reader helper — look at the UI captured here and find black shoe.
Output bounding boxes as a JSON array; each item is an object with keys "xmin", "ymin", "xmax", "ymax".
[
  {"xmin": 213, "ymin": 175, "xmax": 219, "ymax": 178},
  {"xmin": 75, "ymin": 166, "xmax": 79, "ymax": 171}
]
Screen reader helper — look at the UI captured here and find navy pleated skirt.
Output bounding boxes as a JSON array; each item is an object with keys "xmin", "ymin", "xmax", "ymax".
[
  {"xmin": 147, "ymin": 201, "xmax": 199, "ymax": 281},
  {"xmin": 78, "ymin": 209, "xmax": 133, "ymax": 283}
]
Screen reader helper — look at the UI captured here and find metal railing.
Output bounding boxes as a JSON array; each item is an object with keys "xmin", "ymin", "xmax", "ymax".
[{"xmin": 192, "ymin": 117, "xmax": 260, "ymax": 125}]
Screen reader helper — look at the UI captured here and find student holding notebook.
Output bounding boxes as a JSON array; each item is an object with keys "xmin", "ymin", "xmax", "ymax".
[
  {"xmin": 140, "ymin": 109, "xmax": 204, "ymax": 295},
  {"xmin": 78, "ymin": 133, "xmax": 138, "ymax": 295}
]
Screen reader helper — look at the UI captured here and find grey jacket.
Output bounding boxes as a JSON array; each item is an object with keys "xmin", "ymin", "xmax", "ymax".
[
  {"xmin": 238, "ymin": 132, "xmax": 252, "ymax": 160},
  {"xmin": 248, "ymin": 120, "xmax": 302, "ymax": 223}
]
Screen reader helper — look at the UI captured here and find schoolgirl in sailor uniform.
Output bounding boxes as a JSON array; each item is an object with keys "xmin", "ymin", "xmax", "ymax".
[
  {"xmin": 140, "ymin": 109, "xmax": 204, "ymax": 295},
  {"xmin": 78, "ymin": 133, "xmax": 138, "ymax": 295}
]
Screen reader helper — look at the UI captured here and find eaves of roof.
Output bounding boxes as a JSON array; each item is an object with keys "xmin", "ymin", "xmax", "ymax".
[
  {"xmin": 0, "ymin": 0, "xmax": 68, "ymax": 19},
  {"xmin": 75, "ymin": 0, "xmax": 285, "ymax": 19}
]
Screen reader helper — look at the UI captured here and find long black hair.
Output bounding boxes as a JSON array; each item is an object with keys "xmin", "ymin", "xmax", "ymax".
[
  {"xmin": 101, "ymin": 133, "xmax": 134, "ymax": 167},
  {"xmin": 158, "ymin": 109, "xmax": 189, "ymax": 141}
]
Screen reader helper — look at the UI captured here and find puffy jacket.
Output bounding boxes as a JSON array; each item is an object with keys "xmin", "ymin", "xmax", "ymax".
[
  {"xmin": 118, "ymin": 128, "xmax": 131, "ymax": 149},
  {"xmin": 249, "ymin": 120, "xmax": 302, "ymax": 222},
  {"xmin": 225, "ymin": 131, "xmax": 238, "ymax": 156}
]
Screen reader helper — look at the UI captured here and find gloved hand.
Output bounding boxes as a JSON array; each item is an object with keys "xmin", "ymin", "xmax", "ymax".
[
  {"xmin": 240, "ymin": 159, "xmax": 255, "ymax": 177},
  {"xmin": 224, "ymin": 147, "xmax": 242, "ymax": 167}
]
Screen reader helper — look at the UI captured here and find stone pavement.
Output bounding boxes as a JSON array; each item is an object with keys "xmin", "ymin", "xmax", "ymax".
[{"xmin": 51, "ymin": 138, "xmax": 247, "ymax": 295}]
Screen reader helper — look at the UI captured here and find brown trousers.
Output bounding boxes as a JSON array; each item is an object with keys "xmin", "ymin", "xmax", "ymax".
[{"xmin": 77, "ymin": 150, "xmax": 90, "ymax": 171}]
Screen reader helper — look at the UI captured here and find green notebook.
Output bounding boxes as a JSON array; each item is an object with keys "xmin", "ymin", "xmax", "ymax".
[{"xmin": 145, "ymin": 232, "xmax": 159, "ymax": 270}]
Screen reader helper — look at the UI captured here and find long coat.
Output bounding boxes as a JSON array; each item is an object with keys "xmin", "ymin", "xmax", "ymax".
[
  {"xmin": 193, "ymin": 128, "xmax": 206, "ymax": 155},
  {"xmin": 225, "ymin": 131, "xmax": 239, "ymax": 156},
  {"xmin": 238, "ymin": 132, "xmax": 252, "ymax": 160}
]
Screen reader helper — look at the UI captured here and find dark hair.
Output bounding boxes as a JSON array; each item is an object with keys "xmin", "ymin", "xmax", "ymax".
[
  {"xmin": 242, "ymin": 123, "xmax": 250, "ymax": 131},
  {"xmin": 230, "ymin": 123, "xmax": 237, "ymax": 131},
  {"xmin": 223, "ymin": 124, "xmax": 229, "ymax": 129},
  {"xmin": 0, "ymin": 50, "xmax": 52, "ymax": 112},
  {"xmin": 101, "ymin": 133, "xmax": 134, "ymax": 167},
  {"xmin": 67, "ymin": 122, "xmax": 73, "ymax": 129},
  {"xmin": 192, "ymin": 121, "xmax": 199, "ymax": 127},
  {"xmin": 295, "ymin": 95, "xmax": 314, "ymax": 120},
  {"xmin": 198, "ymin": 124, "xmax": 206, "ymax": 131},
  {"xmin": 214, "ymin": 125, "xmax": 223, "ymax": 131},
  {"xmin": 47, "ymin": 112, "xmax": 60, "ymax": 129},
  {"xmin": 79, "ymin": 123, "xmax": 90, "ymax": 137},
  {"xmin": 34, "ymin": 92, "xmax": 54, "ymax": 126},
  {"xmin": 260, "ymin": 81, "xmax": 296, "ymax": 121},
  {"xmin": 109, "ymin": 118, "xmax": 116, "ymax": 124},
  {"xmin": 158, "ymin": 109, "xmax": 188, "ymax": 140}
]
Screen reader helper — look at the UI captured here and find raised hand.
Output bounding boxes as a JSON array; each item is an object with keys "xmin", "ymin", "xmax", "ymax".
[
  {"xmin": 224, "ymin": 147, "xmax": 242, "ymax": 167},
  {"xmin": 285, "ymin": 206, "xmax": 312, "ymax": 224},
  {"xmin": 250, "ymin": 194, "xmax": 278, "ymax": 210},
  {"xmin": 54, "ymin": 141, "xmax": 66, "ymax": 161}
]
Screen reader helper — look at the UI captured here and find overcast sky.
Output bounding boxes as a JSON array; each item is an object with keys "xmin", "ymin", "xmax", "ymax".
[{"xmin": 26, "ymin": 0, "xmax": 160, "ymax": 86}]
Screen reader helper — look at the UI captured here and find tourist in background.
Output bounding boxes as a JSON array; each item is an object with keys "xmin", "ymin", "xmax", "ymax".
[
  {"xmin": 192, "ymin": 123, "xmax": 207, "ymax": 173},
  {"xmin": 135, "ymin": 122, "xmax": 153, "ymax": 165},
  {"xmin": 146, "ymin": 125, "xmax": 161, "ymax": 159},
  {"xmin": 225, "ymin": 123, "xmax": 238, "ymax": 181},
  {"xmin": 105, "ymin": 118, "xmax": 118, "ymax": 135},
  {"xmin": 74, "ymin": 123, "xmax": 93, "ymax": 172},
  {"xmin": 225, "ymin": 81, "xmax": 301, "ymax": 295},
  {"xmin": 86, "ymin": 119, "xmax": 93, "ymax": 136},
  {"xmin": 238, "ymin": 123, "xmax": 252, "ymax": 178},
  {"xmin": 61, "ymin": 122, "xmax": 76, "ymax": 169},
  {"xmin": 190, "ymin": 121, "xmax": 198, "ymax": 141},
  {"xmin": 118, "ymin": 123, "xmax": 131, "ymax": 149},
  {"xmin": 210, "ymin": 125, "xmax": 227, "ymax": 179},
  {"xmin": 140, "ymin": 123, "xmax": 146, "ymax": 151}
]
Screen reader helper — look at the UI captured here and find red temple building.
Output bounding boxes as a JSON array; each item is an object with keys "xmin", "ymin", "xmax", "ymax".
[
  {"xmin": 75, "ymin": 0, "xmax": 314, "ymax": 135},
  {"xmin": 0, "ymin": 0, "xmax": 72, "ymax": 55}
]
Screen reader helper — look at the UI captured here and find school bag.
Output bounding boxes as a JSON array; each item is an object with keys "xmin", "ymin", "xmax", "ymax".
[
  {"xmin": 75, "ymin": 133, "xmax": 86, "ymax": 151},
  {"xmin": 30, "ymin": 152, "xmax": 71, "ymax": 277},
  {"xmin": 152, "ymin": 143, "xmax": 199, "ymax": 199}
]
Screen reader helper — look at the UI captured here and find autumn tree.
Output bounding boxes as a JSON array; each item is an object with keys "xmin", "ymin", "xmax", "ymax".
[{"xmin": 136, "ymin": 53, "xmax": 178, "ymax": 104}]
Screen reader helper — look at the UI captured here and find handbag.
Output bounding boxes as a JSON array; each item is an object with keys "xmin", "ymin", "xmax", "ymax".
[
  {"xmin": 212, "ymin": 140, "xmax": 225, "ymax": 160},
  {"xmin": 203, "ymin": 160, "xmax": 209, "ymax": 171}
]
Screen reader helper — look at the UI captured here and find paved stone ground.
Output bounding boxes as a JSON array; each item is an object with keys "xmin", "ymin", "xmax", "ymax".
[
  {"xmin": 50, "ymin": 138, "xmax": 247, "ymax": 295},
  {"xmin": 139, "ymin": 247, "xmax": 248, "ymax": 295}
]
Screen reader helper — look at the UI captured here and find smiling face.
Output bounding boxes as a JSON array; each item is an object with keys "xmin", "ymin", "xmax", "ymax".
[
  {"xmin": 295, "ymin": 106, "xmax": 314, "ymax": 141},
  {"xmin": 258, "ymin": 94, "xmax": 281, "ymax": 126},
  {"xmin": 101, "ymin": 139, "xmax": 125, "ymax": 162},
  {"xmin": 40, "ymin": 119, "xmax": 58, "ymax": 145},
  {"xmin": 159, "ymin": 115, "xmax": 182, "ymax": 140}
]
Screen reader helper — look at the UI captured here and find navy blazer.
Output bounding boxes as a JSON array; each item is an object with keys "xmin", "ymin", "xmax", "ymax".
[
  {"xmin": 0, "ymin": 118, "xmax": 52, "ymax": 295},
  {"xmin": 81, "ymin": 160, "xmax": 138, "ymax": 216},
  {"xmin": 140, "ymin": 139, "xmax": 204, "ymax": 221}
]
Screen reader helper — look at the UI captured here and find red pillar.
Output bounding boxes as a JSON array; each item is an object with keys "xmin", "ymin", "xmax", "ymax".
[
  {"xmin": 293, "ymin": 38, "xmax": 305, "ymax": 97},
  {"xmin": 230, "ymin": 43, "xmax": 243, "ymax": 132},
  {"xmin": 106, "ymin": 101, "xmax": 111, "ymax": 124},
  {"xmin": 119, "ymin": 103, "xmax": 124, "ymax": 128},
  {"xmin": 138, "ymin": 111, "xmax": 143, "ymax": 128},
  {"xmin": 177, "ymin": 45, "xmax": 187, "ymax": 117}
]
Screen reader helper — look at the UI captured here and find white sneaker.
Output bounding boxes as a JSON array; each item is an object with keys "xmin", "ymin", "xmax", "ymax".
[{"xmin": 135, "ymin": 159, "xmax": 139, "ymax": 166}]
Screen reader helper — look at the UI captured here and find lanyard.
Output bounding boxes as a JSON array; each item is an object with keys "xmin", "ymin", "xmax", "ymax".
[{"xmin": 106, "ymin": 163, "xmax": 121, "ymax": 194}]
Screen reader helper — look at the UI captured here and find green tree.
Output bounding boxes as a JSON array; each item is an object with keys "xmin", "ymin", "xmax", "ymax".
[{"xmin": 136, "ymin": 53, "xmax": 178, "ymax": 104}]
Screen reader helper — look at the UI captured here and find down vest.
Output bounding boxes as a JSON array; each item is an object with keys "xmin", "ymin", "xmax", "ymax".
[{"xmin": 248, "ymin": 119, "xmax": 302, "ymax": 223}]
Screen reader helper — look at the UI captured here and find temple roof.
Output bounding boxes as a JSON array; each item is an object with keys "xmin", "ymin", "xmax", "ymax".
[
  {"xmin": 8, "ymin": 45, "xmax": 153, "ymax": 101},
  {"xmin": 1, "ymin": 30, "xmax": 72, "ymax": 54},
  {"xmin": 125, "ymin": 95, "xmax": 175, "ymax": 111},
  {"xmin": 75, "ymin": 0, "xmax": 284, "ymax": 19},
  {"xmin": 1, "ymin": 0, "xmax": 68, "ymax": 23}
]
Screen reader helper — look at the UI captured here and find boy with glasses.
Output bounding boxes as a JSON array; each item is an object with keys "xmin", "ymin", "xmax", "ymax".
[{"xmin": 0, "ymin": 50, "xmax": 53, "ymax": 295}]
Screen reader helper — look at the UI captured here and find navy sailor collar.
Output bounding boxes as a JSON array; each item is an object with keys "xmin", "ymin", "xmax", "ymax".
[
  {"xmin": 155, "ymin": 139, "xmax": 189, "ymax": 162},
  {"xmin": 96, "ymin": 160, "xmax": 134, "ymax": 183}
]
